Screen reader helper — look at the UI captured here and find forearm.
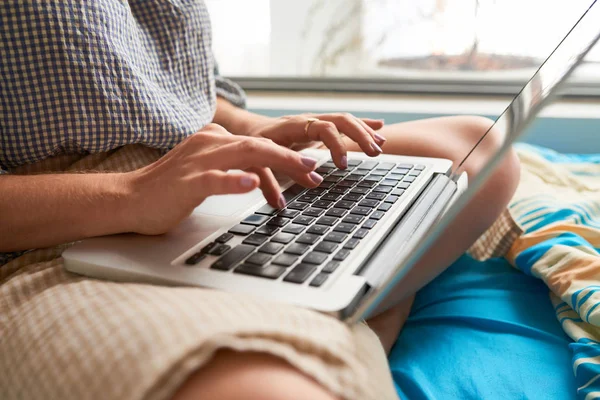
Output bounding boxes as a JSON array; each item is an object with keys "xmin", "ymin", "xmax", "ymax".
[
  {"xmin": 213, "ymin": 96, "xmax": 271, "ymax": 136},
  {"xmin": 0, "ymin": 173, "xmax": 132, "ymax": 252}
]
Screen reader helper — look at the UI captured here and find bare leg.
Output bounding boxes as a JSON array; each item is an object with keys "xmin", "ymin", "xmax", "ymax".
[
  {"xmin": 347, "ymin": 116, "xmax": 520, "ymax": 350},
  {"xmin": 172, "ymin": 350, "xmax": 341, "ymax": 400}
]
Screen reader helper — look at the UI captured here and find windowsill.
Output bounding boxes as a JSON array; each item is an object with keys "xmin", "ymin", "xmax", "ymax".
[{"xmin": 247, "ymin": 91, "xmax": 600, "ymax": 119}]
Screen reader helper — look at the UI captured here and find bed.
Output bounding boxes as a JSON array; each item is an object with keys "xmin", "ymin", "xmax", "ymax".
[{"xmin": 389, "ymin": 144, "xmax": 600, "ymax": 399}]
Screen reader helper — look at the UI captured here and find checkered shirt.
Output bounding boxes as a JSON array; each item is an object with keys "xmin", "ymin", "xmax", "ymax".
[{"xmin": 0, "ymin": 0, "xmax": 246, "ymax": 265}]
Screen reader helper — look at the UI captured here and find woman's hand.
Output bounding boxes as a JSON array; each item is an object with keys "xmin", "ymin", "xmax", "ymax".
[
  {"xmin": 246, "ymin": 113, "xmax": 386, "ymax": 169},
  {"xmin": 123, "ymin": 124, "xmax": 322, "ymax": 235}
]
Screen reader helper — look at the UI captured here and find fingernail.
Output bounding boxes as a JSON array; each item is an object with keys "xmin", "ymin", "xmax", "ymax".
[
  {"xmin": 374, "ymin": 133, "xmax": 386, "ymax": 143},
  {"xmin": 309, "ymin": 171, "xmax": 323, "ymax": 184},
  {"xmin": 378, "ymin": 119, "xmax": 385, "ymax": 124},
  {"xmin": 301, "ymin": 156, "xmax": 318, "ymax": 169},
  {"xmin": 240, "ymin": 176, "xmax": 255, "ymax": 188},
  {"xmin": 278, "ymin": 194, "xmax": 286, "ymax": 209},
  {"xmin": 371, "ymin": 142, "xmax": 383, "ymax": 154},
  {"xmin": 340, "ymin": 156, "xmax": 348, "ymax": 169}
]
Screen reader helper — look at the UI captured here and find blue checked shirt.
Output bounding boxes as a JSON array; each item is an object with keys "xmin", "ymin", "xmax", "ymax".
[{"xmin": 0, "ymin": 0, "xmax": 246, "ymax": 264}]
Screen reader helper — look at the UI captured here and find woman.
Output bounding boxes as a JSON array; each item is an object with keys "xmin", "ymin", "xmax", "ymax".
[{"xmin": 0, "ymin": 1, "xmax": 520, "ymax": 399}]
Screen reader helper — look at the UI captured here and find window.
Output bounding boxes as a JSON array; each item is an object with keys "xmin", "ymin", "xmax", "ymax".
[{"xmin": 206, "ymin": 0, "xmax": 600, "ymax": 96}]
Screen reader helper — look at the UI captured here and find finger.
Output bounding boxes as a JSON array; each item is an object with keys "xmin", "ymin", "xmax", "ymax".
[
  {"xmin": 362, "ymin": 118, "xmax": 385, "ymax": 131},
  {"xmin": 317, "ymin": 113, "xmax": 382, "ymax": 157},
  {"xmin": 307, "ymin": 120, "xmax": 348, "ymax": 169},
  {"xmin": 195, "ymin": 138, "xmax": 323, "ymax": 186},
  {"xmin": 193, "ymin": 170, "xmax": 259, "ymax": 199},
  {"xmin": 249, "ymin": 167, "xmax": 284, "ymax": 208},
  {"xmin": 356, "ymin": 118, "xmax": 387, "ymax": 146}
]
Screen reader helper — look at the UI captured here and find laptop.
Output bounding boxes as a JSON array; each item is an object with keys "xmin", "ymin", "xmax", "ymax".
[{"xmin": 63, "ymin": 1, "xmax": 600, "ymax": 324}]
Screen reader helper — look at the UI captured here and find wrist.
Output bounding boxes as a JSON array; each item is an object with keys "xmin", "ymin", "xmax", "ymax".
[{"xmin": 214, "ymin": 96, "xmax": 272, "ymax": 136}]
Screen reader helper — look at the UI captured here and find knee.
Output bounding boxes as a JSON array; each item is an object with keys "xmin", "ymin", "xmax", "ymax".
[{"xmin": 171, "ymin": 350, "xmax": 341, "ymax": 400}]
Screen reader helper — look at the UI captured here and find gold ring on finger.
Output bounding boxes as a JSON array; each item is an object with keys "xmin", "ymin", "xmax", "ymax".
[{"xmin": 304, "ymin": 117, "xmax": 318, "ymax": 136}]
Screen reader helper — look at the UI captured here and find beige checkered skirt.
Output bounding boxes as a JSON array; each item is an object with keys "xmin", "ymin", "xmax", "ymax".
[{"xmin": 0, "ymin": 145, "xmax": 397, "ymax": 400}]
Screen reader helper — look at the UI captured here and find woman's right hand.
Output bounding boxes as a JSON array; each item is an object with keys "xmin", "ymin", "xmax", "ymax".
[{"xmin": 122, "ymin": 123, "xmax": 323, "ymax": 235}]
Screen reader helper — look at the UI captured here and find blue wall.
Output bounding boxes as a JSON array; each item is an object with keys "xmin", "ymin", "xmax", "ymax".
[{"xmin": 249, "ymin": 108, "xmax": 600, "ymax": 154}]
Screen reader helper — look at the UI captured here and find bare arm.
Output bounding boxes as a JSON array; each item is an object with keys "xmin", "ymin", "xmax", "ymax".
[{"xmin": 0, "ymin": 173, "xmax": 131, "ymax": 252}]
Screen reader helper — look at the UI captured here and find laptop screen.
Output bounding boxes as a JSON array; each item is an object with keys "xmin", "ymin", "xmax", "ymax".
[{"xmin": 350, "ymin": 0, "xmax": 600, "ymax": 323}]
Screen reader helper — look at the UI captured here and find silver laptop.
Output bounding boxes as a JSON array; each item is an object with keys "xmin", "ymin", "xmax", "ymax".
[{"xmin": 63, "ymin": 1, "xmax": 600, "ymax": 324}]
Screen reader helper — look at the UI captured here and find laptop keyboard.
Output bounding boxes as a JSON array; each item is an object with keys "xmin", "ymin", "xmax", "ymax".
[{"xmin": 184, "ymin": 159, "xmax": 426, "ymax": 288}]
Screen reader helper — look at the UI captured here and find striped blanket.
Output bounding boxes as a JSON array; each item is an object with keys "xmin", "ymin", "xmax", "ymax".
[{"xmin": 505, "ymin": 144, "xmax": 600, "ymax": 399}]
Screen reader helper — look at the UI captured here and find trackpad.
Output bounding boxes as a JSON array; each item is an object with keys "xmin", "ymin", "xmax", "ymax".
[{"xmin": 194, "ymin": 189, "xmax": 265, "ymax": 217}]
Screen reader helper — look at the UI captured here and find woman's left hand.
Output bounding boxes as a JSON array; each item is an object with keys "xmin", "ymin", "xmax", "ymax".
[{"xmin": 246, "ymin": 113, "xmax": 386, "ymax": 169}]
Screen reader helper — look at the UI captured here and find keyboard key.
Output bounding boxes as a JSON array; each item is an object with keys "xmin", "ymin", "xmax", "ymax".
[
  {"xmin": 307, "ymin": 188, "xmax": 327, "ymax": 196},
  {"xmin": 343, "ymin": 193, "xmax": 362, "ymax": 202},
  {"xmin": 366, "ymin": 192, "xmax": 386, "ymax": 201},
  {"xmin": 334, "ymin": 223, "xmax": 357, "ymax": 234},
  {"xmin": 335, "ymin": 200, "xmax": 355, "ymax": 209},
  {"xmin": 185, "ymin": 252, "xmax": 206, "ymax": 265},
  {"xmin": 370, "ymin": 170, "xmax": 388, "ymax": 176},
  {"xmin": 235, "ymin": 264, "xmax": 286, "ymax": 279},
  {"xmin": 357, "ymin": 181, "xmax": 376, "ymax": 188},
  {"xmin": 397, "ymin": 163, "xmax": 414, "ymax": 169},
  {"xmin": 255, "ymin": 204, "xmax": 278, "ymax": 216},
  {"xmin": 267, "ymin": 217, "xmax": 291, "ymax": 227},
  {"xmin": 353, "ymin": 169, "xmax": 370, "ymax": 176},
  {"xmin": 378, "ymin": 162, "xmax": 396, "ymax": 170},
  {"xmin": 325, "ymin": 208, "xmax": 347, "ymax": 218},
  {"xmin": 403, "ymin": 176, "xmax": 416, "ymax": 183},
  {"xmin": 321, "ymin": 193, "xmax": 341, "ymax": 202},
  {"xmin": 313, "ymin": 200, "xmax": 333, "ymax": 209},
  {"xmin": 324, "ymin": 232, "xmax": 347, "ymax": 243},
  {"xmin": 380, "ymin": 179, "xmax": 397, "ymax": 187},
  {"xmin": 343, "ymin": 238, "xmax": 360, "ymax": 249},
  {"xmin": 297, "ymin": 195, "xmax": 317, "ymax": 203},
  {"xmin": 322, "ymin": 261, "xmax": 340, "ymax": 273},
  {"xmin": 271, "ymin": 232, "xmax": 295, "ymax": 244},
  {"xmin": 243, "ymin": 234, "xmax": 269, "ymax": 246},
  {"xmin": 337, "ymin": 180, "xmax": 355, "ymax": 188},
  {"xmin": 201, "ymin": 242, "xmax": 220, "ymax": 254},
  {"xmin": 245, "ymin": 252, "xmax": 272, "ymax": 266},
  {"xmin": 215, "ymin": 232, "xmax": 234, "ymax": 243},
  {"xmin": 318, "ymin": 181, "xmax": 334, "ymax": 189},
  {"xmin": 296, "ymin": 233, "xmax": 320, "ymax": 245},
  {"xmin": 408, "ymin": 170, "xmax": 421, "ymax": 177},
  {"xmin": 256, "ymin": 225, "xmax": 280, "ymax": 236},
  {"xmin": 385, "ymin": 195, "xmax": 399, "ymax": 203},
  {"xmin": 322, "ymin": 161, "xmax": 337, "ymax": 168},
  {"xmin": 307, "ymin": 225, "xmax": 329, "ymax": 235},
  {"xmin": 324, "ymin": 175, "xmax": 341, "ymax": 183},
  {"xmin": 373, "ymin": 185, "xmax": 392, "ymax": 194},
  {"xmin": 391, "ymin": 189, "xmax": 405, "ymax": 197},
  {"xmin": 316, "ymin": 166, "xmax": 334, "ymax": 174},
  {"xmin": 331, "ymin": 170, "xmax": 349, "ymax": 177},
  {"xmin": 278, "ymin": 209, "xmax": 300, "ymax": 218},
  {"xmin": 397, "ymin": 182, "xmax": 411, "ymax": 189},
  {"xmin": 293, "ymin": 215, "xmax": 315, "ymax": 226},
  {"xmin": 359, "ymin": 161, "xmax": 378, "ymax": 170},
  {"xmin": 303, "ymin": 207, "xmax": 325, "ymax": 217},
  {"xmin": 258, "ymin": 242, "xmax": 284, "ymax": 255},
  {"xmin": 395, "ymin": 168, "xmax": 411, "ymax": 174},
  {"xmin": 288, "ymin": 201, "xmax": 309, "ymax": 211},
  {"xmin": 229, "ymin": 224, "xmax": 255, "ymax": 235},
  {"xmin": 303, "ymin": 251, "xmax": 329, "ymax": 265},
  {"xmin": 242, "ymin": 214, "xmax": 270, "ymax": 226},
  {"xmin": 283, "ymin": 264, "xmax": 316, "ymax": 284},
  {"xmin": 358, "ymin": 199, "xmax": 379, "ymax": 208},
  {"xmin": 345, "ymin": 174, "xmax": 363, "ymax": 181},
  {"xmin": 273, "ymin": 254, "xmax": 299, "ymax": 267},
  {"xmin": 364, "ymin": 175, "xmax": 382, "ymax": 183},
  {"xmin": 211, "ymin": 244, "xmax": 255, "ymax": 271},
  {"xmin": 282, "ymin": 184, "xmax": 306, "ymax": 202},
  {"xmin": 284, "ymin": 243, "xmax": 310, "ymax": 255},
  {"xmin": 414, "ymin": 164, "xmax": 426, "ymax": 170},
  {"xmin": 329, "ymin": 187, "xmax": 349, "ymax": 195},
  {"xmin": 388, "ymin": 173, "xmax": 405, "ymax": 180},
  {"xmin": 316, "ymin": 239, "xmax": 339, "ymax": 251},
  {"xmin": 350, "ymin": 207, "xmax": 371, "ymax": 216},
  {"xmin": 362, "ymin": 219, "xmax": 378, "ymax": 229},
  {"xmin": 370, "ymin": 211, "xmax": 385, "ymax": 220},
  {"xmin": 342, "ymin": 214, "xmax": 364, "ymax": 225},
  {"xmin": 310, "ymin": 273, "xmax": 329, "ymax": 287},
  {"xmin": 353, "ymin": 228, "xmax": 369, "ymax": 239},
  {"xmin": 333, "ymin": 249, "xmax": 351, "ymax": 261},
  {"xmin": 350, "ymin": 187, "xmax": 370, "ymax": 195},
  {"xmin": 378, "ymin": 203, "xmax": 392, "ymax": 212},
  {"xmin": 347, "ymin": 159, "xmax": 363, "ymax": 167},
  {"xmin": 316, "ymin": 216, "xmax": 338, "ymax": 226}
]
